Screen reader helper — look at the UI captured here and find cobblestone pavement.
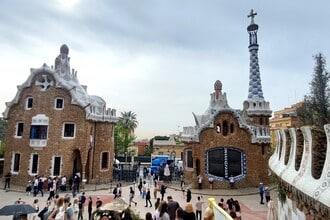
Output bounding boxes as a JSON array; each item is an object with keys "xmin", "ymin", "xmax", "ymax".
[{"xmin": 0, "ymin": 180, "xmax": 276, "ymax": 219}]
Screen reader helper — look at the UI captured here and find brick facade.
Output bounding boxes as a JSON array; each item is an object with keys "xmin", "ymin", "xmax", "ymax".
[
  {"xmin": 183, "ymin": 112, "xmax": 271, "ymax": 189},
  {"xmin": 3, "ymin": 45, "xmax": 117, "ymax": 186}
]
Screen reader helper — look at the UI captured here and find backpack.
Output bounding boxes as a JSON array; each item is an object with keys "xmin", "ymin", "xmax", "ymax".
[{"xmin": 113, "ymin": 187, "xmax": 117, "ymax": 195}]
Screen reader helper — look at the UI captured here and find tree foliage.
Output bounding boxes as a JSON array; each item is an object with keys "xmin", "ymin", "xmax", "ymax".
[
  {"xmin": 143, "ymin": 138, "xmax": 154, "ymax": 156},
  {"xmin": 297, "ymin": 53, "xmax": 330, "ymax": 127},
  {"xmin": 114, "ymin": 111, "xmax": 138, "ymax": 156}
]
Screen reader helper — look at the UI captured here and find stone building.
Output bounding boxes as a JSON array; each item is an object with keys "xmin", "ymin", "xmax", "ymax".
[
  {"xmin": 269, "ymin": 102, "xmax": 304, "ymax": 145},
  {"xmin": 2, "ymin": 45, "xmax": 117, "ymax": 186},
  {"xmin": 152, "ymin": 135, "xmax": 184, "ymax": 160},
  {"xmin": 181, "ymin": 10, "xmax": 272, "ymax": 189}
]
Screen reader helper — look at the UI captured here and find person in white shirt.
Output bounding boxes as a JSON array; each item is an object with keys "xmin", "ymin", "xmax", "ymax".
[{"xmin": 61, "ymin": 176, "xmax": 67, "ymax": 191}]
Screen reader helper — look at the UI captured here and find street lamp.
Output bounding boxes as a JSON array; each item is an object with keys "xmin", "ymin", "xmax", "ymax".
[{"xmin": 125, "ymin": 151, "xmax": 128, "ymax": 163}]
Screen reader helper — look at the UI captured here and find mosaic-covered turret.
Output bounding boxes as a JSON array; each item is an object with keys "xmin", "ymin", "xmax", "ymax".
[{"xmin": 243, "ymin": 9, "xmax": 272, "ymax": 124}]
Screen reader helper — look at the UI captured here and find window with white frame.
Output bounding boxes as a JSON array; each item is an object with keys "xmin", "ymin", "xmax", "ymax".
[
  {"xmin": 15, "ymin": 122, "xmax": 24, "ymax": 137},
  {"xmin": 55, "ymin": 98, "xmax": 64, "ymax": 109},
  {"xmin": 26, "ymin": 97, "xmax": 33, "ymax": 109},
  {"xmin": 63, "ymin": 123, "xmax": 75, "ymax": 138},
  {"xmin": 30, "ymin": 154, "xmax": 39, "ymax": 174},
  {"xmin": 101, "ymin": 152, "xmax": 109, "ymax": 170},
  {"xmin": 12, "ymin": 153, "xmax": 21, "ymax": 173},
  {"xmin": 30, "ymin": 114, "xmax": 49, "ymax": 140}
]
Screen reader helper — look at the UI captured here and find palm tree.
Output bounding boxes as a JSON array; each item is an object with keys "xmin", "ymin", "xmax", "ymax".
[
  {"xmin": 118, "ymin": 111, "xmax": 138, "ymax": 133},
  {"xmin": 115, "ymin": 111, "xmax": 138, "ymax": 156}
]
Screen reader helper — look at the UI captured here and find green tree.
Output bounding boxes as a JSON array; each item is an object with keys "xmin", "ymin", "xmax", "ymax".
[
  {"xmin": 118, "ymin": 111, "xmax": 138, "ymax": 133},
  {"xmin": 114, "ymin": 111, "xmax": 138, "ymax": 156},
  {"xmin": 297, "ymin": 53, "xmax": 330, "ymax": 126},
  {"xmin": 143, "ymin": 138, "xmax": 154, "ymax": 156}
]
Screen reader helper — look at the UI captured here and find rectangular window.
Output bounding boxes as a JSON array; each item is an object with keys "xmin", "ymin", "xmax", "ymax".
[
  {"xmin": 53, "ymin": 157, "xmax": 61, "ymax": 176},
  {"xmin": 31, "ymin": 154, "xmax": 39, "ymax": 174},
  {"xmin": 16, "ymin": 122, "xmax": 24, "ymax": 137},
  {"xmin": 55, "ymin": 98, "xmax": 64, "ymax": 109},
  {"xmin": 101, "ymin": 152, "xmax": 109, "ymax": 169},
  {"xmin": 187, "ymin": 150, "xmax": 193, "ymax": 168},
  {"xmin": 13, "ymin": 153, "xmax": 20, "ymax": 172},
  {"xmin": 26, "ymin": 97, "xmax": 33, "ymax": 109},
  {"xmin": 63, "ymin": 123, "xmax": 75, "ymax": 138},
  {"xmin": 30, "ymin": 125, "xmax": 48, "ymax": 139}
]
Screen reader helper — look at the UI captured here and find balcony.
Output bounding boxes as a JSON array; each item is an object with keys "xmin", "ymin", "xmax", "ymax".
[{"xmin": 30, "ymin": 139, "xmax": 47, "ymax": 150}]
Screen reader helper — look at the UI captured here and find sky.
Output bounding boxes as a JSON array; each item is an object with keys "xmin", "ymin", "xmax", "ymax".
[{"xmin": 1, "ymin": 0, "xmax": 329, "ymax": 139}]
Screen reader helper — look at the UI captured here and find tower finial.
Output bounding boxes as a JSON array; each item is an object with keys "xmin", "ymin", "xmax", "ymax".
[{"xmin": 247, "ymin": 9, "xmax": 257, "ymax": 24}]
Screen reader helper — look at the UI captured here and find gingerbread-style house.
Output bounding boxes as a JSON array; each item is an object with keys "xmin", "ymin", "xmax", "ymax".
[
  {"xmin": 2, "ymin": 45, "xmax": 117, "ymax": 185},
  {"xmin": 181, "ymin": 11, "xmax": 272, "ymax": 188}
]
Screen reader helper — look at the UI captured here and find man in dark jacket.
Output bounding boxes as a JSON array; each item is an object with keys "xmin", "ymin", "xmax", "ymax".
[{"xmin": 167, "ymin": 196, "xmax": 180, "ymax": 220}]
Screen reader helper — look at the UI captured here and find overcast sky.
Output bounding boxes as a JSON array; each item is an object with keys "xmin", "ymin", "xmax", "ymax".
[{"xmin": 1, "ymin": 0, "xmax": 329, "ymax": 139}]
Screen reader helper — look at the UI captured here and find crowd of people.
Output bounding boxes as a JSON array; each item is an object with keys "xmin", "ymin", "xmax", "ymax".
[
  {"xmin": 4, "ymin": 168, "xmax": 274, "ymax": 220},
  {"xmin": 23, "ymin": 174, "xmax": 82, "ymax": 199}
]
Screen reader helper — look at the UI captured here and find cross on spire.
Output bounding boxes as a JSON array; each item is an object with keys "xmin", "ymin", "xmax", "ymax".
[{"xmin": 248, "ymin": 9, "xmax": 257, "ymax": 24}]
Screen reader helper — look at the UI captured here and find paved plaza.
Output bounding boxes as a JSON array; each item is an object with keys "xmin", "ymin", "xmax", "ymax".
[{"xmin": 0, "ymin": 180, "xmax": 276, "ymax": 219}]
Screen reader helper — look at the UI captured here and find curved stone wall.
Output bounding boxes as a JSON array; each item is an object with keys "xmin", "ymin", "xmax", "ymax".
[{"xmin": 269, "ymin": 125, "xmax": 330, "ymax": 218}]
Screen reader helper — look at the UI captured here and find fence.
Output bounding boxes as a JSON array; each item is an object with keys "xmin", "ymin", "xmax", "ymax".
[{"xmin": 207, "ymin": 198, "xmax": 233, "ymax": 220}]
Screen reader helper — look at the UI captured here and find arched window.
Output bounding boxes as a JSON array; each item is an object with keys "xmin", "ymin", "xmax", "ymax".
[{"xmin": 222, "ymin": 121, "xmax": 228, "ymax": 136}]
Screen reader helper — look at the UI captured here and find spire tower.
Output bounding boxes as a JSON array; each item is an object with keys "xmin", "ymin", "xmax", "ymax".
[{"xmin": 243, "ymin": 10, "xmax": 272, "ymax": 122}]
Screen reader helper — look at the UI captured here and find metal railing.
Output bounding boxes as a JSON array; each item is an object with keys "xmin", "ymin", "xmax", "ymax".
[{"xmin": 208, "ymin": 198, "xmax": 233, "ymax": 220}]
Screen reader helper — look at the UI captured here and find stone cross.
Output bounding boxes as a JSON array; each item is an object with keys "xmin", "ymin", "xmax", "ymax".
[{"xmin": 248, "ymin": 9, "xmax": 257, "ymax": 24}]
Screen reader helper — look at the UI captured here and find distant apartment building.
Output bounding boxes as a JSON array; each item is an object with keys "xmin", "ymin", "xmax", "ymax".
[
  {"xmin": 269, "ymin": 102, "xmax": 304, "ymax": 145},
  {"xmin": 132, "ymin": 139, "xmax": 149, "ymax": 156},
  {"xmin": 152, "ymin": 135, "xmax": 184, "ymax": 160}
]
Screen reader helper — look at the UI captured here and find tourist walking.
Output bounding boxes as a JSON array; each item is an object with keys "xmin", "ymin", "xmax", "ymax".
[
  {"xmin": 159, "ymin": 201, "xmax": 170, "ymax": 220},
  {"xmin": 31, "ymin": 198, "xmax": 39, "ymax": 220},
  {"xmin": 33, "ymin": 176, "xmax": 39, "ymax": 197},
  {"xmin": 265, "ymin": 186, "xmax": 271, "ymax": 203},
  {"xmin": 208, "ymin": 177, "xmax": 214, "ymax": 190},
  {"xmin": 129, "ymin": 186, "xmax": 137, "ymax": 207},
  {"xmin": 78, "ymin": 196, "xmax": 83, "ymax": 220},
  {"xmin": 145, "ymin": 188, "xmax": 152, "ymax": 207},
  {"xmin": 146, "ymin": 212, "xmax": 153, "ymax": 220},
  {"xmin": 25, "ymin": 180, "xmax": 32, "ymax": 195},
  {"xmin": 61, "ymin": 175, "xmax": 67, "ymax": 191},
  {"xmin": 96, "ymin": 196, "xmax": 103, "ymax": 209},
  {"xmin": 88, "ymin": 196, "xmax": 93, "ymax": 220},
  {"xmin": 155, "ymin": 198, "xmax": 161, "ymax": 210},
  {"xmin": 186, "ymin": 188, "xmax": 192, "ymax": 203},
  {"xmin": 37, "ymin": 178, "xmax": 44, "ymax": 197},
  {"xmin": 195, "ymin": 196, "xmax": 204, "ymax": 220},
  {"xmin": 229, "ymin": 175, "xmax": 235, "ymax": 189},
  {"xmin": 167, "ymin": 196, "xmax": 180, "ymax": 220},
  {"xmin": 184, "ymin": 202, "xmax": 196, "ymax": 220},
  {"xmin": 259, "ymin": 182, "xmax": 265, "ymax": 204},
  {"xmin": 198, "ymin": 175, "xmax": 203, "ymax": 190},
  {"xmin": 4, "ymin": 172, "xmax": 11, "ymax": 191},
  {"xmin": 234, "ymin": 200, "xmax": 241, "ymax": 220},
  {"xmin": 142, "ymin": 181, "xmax": 147, "ymax": 199},
  {"xmin": 160, "ymin": 184, "xmax": 167, "ymax": 201}
]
